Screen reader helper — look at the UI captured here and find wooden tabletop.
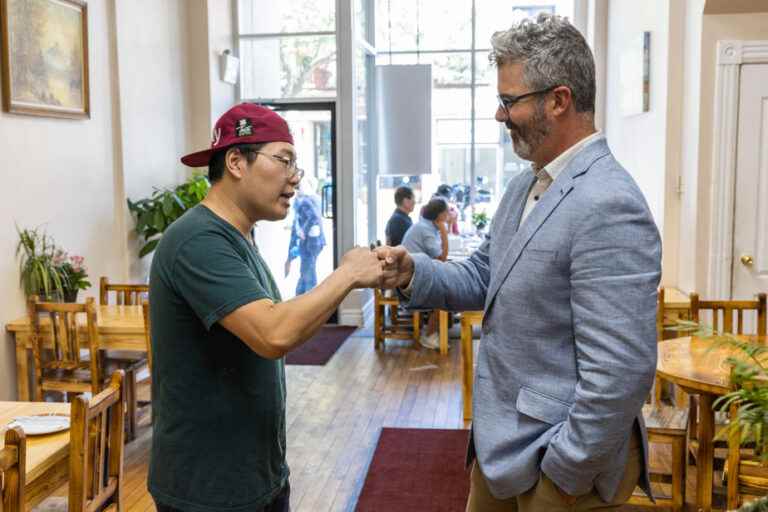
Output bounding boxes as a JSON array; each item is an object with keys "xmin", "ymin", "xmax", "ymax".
[
  {"xmin": 656, "ymin": 335, "xmax": 768, "ymax": 395},
  {"xmin": 0, "ymin": 401, "xmax": 70, "ymax": 483},
  {"xmin": 5, "ymin": 304, "xmax": 145, "ymax": 335}
]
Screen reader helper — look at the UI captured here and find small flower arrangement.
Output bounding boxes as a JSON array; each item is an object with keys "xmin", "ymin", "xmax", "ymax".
[{"xmin": 53, "ymin": 250, "xmax": 91, "ymax": 302}]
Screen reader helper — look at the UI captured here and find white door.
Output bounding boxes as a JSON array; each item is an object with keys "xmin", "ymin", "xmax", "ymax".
[{"xmin": 732, "ymin": 64, "xmax": 768, "ymax": 301}]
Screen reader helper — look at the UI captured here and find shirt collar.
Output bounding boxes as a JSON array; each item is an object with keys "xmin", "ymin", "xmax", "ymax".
[{"xmin": 538, "ymin": 131, "xmax": 604, "ymax": 182}]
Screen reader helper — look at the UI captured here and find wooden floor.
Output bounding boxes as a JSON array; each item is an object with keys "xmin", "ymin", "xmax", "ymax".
[{"xmin": 39, "ymin": 330, "xmax": 727, "ymax": 511}]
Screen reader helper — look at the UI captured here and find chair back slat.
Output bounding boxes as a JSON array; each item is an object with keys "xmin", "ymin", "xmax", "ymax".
[
  {"xmin": 690, "ymin": 293, "xmax": 767, "ymax": 336},
  {"xmin": 0, "ymin": 427, "xmax": 26, "ymax": 512},
  {"xmin": 27, "ymin": 296, "xmax": 102, "ymax": 400},
  {"xmin": 69, "ymin": 371, "xmax": 124, "ymax": 512},
  {"xmin": 99, "ymin": 277, "xmax": 148, "ymax": 306}
]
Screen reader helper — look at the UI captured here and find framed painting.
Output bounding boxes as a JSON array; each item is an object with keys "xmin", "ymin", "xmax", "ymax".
[{"xmin": 0, "ymin": 0, "xmax": 89, "ymax": 119}]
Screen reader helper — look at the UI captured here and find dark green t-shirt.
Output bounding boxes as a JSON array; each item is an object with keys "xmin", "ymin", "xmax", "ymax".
[{"xmin": 147, "ymin": 204, "xmax": 288, "ymax": 512}]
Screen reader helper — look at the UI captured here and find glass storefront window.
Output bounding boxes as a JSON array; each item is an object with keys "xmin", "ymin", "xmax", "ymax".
[
  {"xmin": 240, "ymin": 36, "xmax": 337, "ymax": 99},
  {"xmin": 238, "ymin": 0, "xmax": 334, "ymax": 34}
]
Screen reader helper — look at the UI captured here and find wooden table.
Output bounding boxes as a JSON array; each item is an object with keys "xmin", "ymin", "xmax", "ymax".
[
  {"xmin": 6, "ymin": 305, "xmax": 146, "ymax": 401},
  {"xmin": 0, "ymin": 401, "xmax": 70, "ymax": 508},
  {"xmin": 460, "ymin": 311, "xmax": 484, "ymax": 420},
  {"xmin": 657, "ymin": 335, "xmax": 768, "ymax": 512}
]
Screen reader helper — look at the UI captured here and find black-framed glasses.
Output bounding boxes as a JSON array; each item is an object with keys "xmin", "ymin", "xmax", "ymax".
[
  {"xmin": 254, "ymin": 152, "xmax": 305, "ymax": 181},
  {"xmin": 497, "ymin": 85, "xmax": 559, "ymax": 113}
]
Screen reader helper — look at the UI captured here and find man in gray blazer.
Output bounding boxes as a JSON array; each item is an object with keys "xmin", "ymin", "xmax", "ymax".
[{"xmin": 377, "ymin": 13, "xmax": 661, "ymax": 512}]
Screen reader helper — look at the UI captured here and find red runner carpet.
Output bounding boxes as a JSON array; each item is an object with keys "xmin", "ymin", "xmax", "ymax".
[{"xmin": 355, "ymin": 428, "xmax": 471, "ymax": 511}]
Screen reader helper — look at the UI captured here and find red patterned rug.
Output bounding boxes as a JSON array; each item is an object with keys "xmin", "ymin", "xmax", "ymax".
[
  {"xmin": 285, "ymin": 325, "xmax": 358, "ymax": 365},
  {"xmin": 355, "ymin": 428, "xmax": 472, "ymax": 511}
]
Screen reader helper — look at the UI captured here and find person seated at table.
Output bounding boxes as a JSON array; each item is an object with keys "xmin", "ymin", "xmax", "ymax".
[
  {"xmin": 385, "ymin": 186, "xmax": 415, "ymax": 246},
  {"xmin": 147, "ymin": 103, "xmax": 383, "ymax": 512},
  {"xmin": 401, "ymin": 197, "xmax": 450, "ymax": 349},
  {"xmin": 433, "ymin": 184, "xmax": 460, "ymax": 235}
]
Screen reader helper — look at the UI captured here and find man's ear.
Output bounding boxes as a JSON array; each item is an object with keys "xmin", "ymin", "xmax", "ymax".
[
  {"xmin": 550, "ymin": 85, "xmax": 572, "ymax": 117},
  {"xmin": 224, "ymin": 148, "xmax": 246, "ymax": 180}
]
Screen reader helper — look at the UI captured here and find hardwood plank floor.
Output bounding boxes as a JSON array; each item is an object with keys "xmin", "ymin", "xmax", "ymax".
[{"xmin": 37, "ymin": 331, "xmax": 727, "ymax": 511}]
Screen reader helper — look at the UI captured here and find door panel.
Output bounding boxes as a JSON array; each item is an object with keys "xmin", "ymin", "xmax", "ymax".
[{"xmin": 732, "ymin": 64, "xmax": 768, "ymax": 304}]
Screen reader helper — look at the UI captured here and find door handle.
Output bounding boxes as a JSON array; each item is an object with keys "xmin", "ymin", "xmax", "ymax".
[{"xmin": 741, "ymin": 255, "xmax": 754, "ymax": 266}]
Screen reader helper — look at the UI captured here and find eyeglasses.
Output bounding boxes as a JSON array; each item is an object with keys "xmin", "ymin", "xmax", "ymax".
[
  {"xmin": 254, "ymin": 152, "xmax": 305, "ymax": 181},
  {"xmin": 497, "ymin": 85, "xmax": 559, "ymax": 114}
]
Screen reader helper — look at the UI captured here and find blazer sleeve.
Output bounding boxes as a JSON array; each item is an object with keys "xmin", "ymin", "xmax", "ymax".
[
  {"xmin": 405, "ymin": 232, "xmax": 491, "ymax": 312},
  {"xmin": 540, "ymin": 188, "xmax": 661, "ymax": 497}
]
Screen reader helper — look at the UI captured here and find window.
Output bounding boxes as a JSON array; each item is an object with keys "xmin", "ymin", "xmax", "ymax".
[{"xmin": 238, "ymin": 0, "xmax": 337, "ymax": 99}]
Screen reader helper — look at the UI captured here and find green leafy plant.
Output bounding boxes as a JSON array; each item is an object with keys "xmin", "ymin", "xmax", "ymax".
[
  {"xmin": 471, "ymin": 212, "xmax": 489, "ymax": 231},
  {"xmin": 16, "ymin": 226, "xmax": 65, "ymax": 300},
  {"xmin": 127, "ymin": 174, "xmax": 210, "ymax": 257},
  {"xmin": 739, "ymin": 496, "xmax": 768, "ymax": 511}
]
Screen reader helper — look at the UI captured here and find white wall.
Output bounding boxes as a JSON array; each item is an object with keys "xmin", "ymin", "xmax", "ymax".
[
  {"xmin": 114, "ymin": 0, "xmax": 201, "ymax": 281},
  {"xmin": 604, "ymin": 0, "xmax": 670, "ymax": 233}
]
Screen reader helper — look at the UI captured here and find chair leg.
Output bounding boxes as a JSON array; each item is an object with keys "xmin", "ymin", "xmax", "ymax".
[
  {"xmin": 671, "ymin": 436, "xmax": 686, "ymax": 512},
  {"xmin": 125, "ymin": 369, "xmax": 137, "ymax": 442},
  {"xmin": 374, "ymin": 301, "xmax": 384, "ymax": 350}
]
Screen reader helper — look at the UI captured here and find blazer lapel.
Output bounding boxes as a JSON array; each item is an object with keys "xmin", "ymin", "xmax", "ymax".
[{"xmin": 484, "ymin": 138, "xmax": 611, "ymax": 313}]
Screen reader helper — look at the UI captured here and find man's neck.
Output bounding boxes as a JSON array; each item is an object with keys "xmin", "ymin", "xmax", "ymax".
[
  {"xmin": 201, "ymin": 187, "xmax": 255, "ymax": 238},
  {"xmin": 535, "ymin": 125, "xmax": 597, "ymax": 169},
  {"xmin": 397, "ymin": 206, "xmax": 410, "ymax": 215}
]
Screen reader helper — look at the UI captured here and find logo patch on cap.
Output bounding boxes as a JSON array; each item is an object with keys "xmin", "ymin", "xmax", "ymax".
[{"xmin": 235, "ymin": 118, "xmax": 253, "ymax": 137}]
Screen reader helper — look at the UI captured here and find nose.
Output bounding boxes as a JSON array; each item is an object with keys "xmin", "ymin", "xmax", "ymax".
[{"xmin": 495, "ymin": 105, "xmax": 507, "ymax": 123}]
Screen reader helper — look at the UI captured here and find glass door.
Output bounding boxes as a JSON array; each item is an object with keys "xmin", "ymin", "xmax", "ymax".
[{"xmin": 257, "ymin": 102, "xmax": 338, "ymax": 319}]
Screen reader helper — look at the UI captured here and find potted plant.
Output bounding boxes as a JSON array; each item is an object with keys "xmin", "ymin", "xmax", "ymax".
[
  {"xmin": 16, "ymin": 226, "xmax": 65, "ymax": 301},
  {"xmin": 127, "ymin": 173, "xmax": 210, "ymax": 257},
  {"xmin": 471, "ymin": 212, "xmax": 490, "ymax": 233},
  {"xmin": 54, "ymin": 250, "xmax": 91, "ymax": 302}
]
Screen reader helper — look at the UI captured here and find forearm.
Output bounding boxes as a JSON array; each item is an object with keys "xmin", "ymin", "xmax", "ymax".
[
  {"xmin": 438, "ymin": 228, "xmax": 449, "ymax": 261},
  {"xmin": 225, "ymin": 267, "xmax": 356, "ymax": 359}
]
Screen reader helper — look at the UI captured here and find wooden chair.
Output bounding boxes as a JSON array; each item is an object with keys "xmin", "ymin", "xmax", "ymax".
[
  {"xmin": 687, "ymin": 293, "xmax": 767, "ymax": 462},
  {"xmin": 69, "ymin": 370, "xmax": 125, "ymax": 511},
  {"xmin": 628, "ymin": 404, "xmax": 689, "ymax": 511},
  {"xmin": 0, "ymin": 426, "xmax": 26, "ymax": 512},
  {"xmin": 99, "ymin": 277, "xmax": 150, "ymax": 441},
  {"xmin": 373, "ymin": 289, "xmax": 421, "ymax": 350},
  {"xmin": 28, "ymin": 296, "xmax": 103, "ymax": 401},
  {"xmin": 99, "ymin": 277, "xmax": 148, "ymax": 306}
]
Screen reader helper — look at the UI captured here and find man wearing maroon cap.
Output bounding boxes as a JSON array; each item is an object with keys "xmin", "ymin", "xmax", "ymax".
[{"xmin": 147, "ymin": 103, "xmax": 383, "ymax": 512}]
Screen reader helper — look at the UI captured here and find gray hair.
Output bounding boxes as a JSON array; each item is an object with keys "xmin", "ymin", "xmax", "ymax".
[{"xmin": 489, "ymin": 13, "xmax": 595, "ymax": 113}]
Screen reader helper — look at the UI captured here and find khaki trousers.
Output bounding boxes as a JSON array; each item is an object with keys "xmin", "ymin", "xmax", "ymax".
[{"xmin": 466, "ymin": 429, "xmax": 643, "ymax": 512}]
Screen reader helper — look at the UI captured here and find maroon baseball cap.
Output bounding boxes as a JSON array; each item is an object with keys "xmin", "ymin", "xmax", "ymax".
[{"xmin": 180, "ymin": 103, "xmax": 294, "ymax": 167}]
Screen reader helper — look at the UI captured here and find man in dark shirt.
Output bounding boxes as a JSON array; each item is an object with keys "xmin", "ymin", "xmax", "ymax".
[
  {"xmin": 385, "ymin": 186, "xmax": 415, "ymax": 246},
  {"xmin": 148, "ymin": 103, "xmax": 383, "ymax": 512}
]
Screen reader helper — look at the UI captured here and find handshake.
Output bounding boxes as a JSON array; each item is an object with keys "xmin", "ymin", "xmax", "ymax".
[{"xmin": 339, "ymin": 245, "xmax": 414, "ymax": 290}]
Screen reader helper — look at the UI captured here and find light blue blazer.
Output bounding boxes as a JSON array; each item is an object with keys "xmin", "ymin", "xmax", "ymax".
[{"xmin": 406, "ymin": 138, "xmax": 661, "ymax": 502}]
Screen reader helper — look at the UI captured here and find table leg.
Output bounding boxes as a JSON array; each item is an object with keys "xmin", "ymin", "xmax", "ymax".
[
  {"xmin": 439, "ymin": 310, "xmax": 449, "ymax": 356},
  {"xmin": 15, "ymin": 335, "xmax": 30, "ymax": 401},
  {"xmin": 696, "ymin": 393, "xmax": 715, "ymax": 512},
  {"xmin": 461, "ymin": 317, "xmax": 473, "ymax": 420}
]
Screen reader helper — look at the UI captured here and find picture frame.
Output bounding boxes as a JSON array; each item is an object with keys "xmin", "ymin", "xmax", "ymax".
[{"xmin": 0, "ymin": 0, "xmax": 90, "ymax": 119}]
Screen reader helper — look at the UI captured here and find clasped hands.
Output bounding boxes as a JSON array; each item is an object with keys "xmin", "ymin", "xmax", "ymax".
[{"xmin": 339, "ymin": 244, "xmax": 414, "ymax": 290}]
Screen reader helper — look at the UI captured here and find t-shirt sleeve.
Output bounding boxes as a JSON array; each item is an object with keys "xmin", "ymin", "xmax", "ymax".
[{"xmin": 172, "ymin": 233, "xmax": 272, "ymax": 330}]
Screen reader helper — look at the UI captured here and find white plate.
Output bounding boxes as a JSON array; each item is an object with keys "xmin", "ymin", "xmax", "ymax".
[{"xmin": 7, "ymin": 414, "xmax": 70, "ymax": 436}]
